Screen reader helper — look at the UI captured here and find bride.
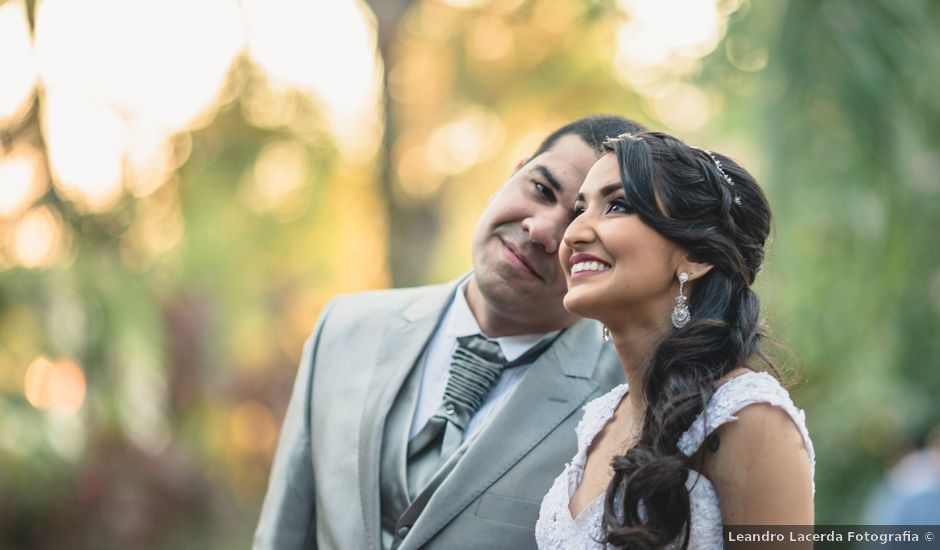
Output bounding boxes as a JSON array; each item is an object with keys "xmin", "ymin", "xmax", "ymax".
[{"xmin": 535, "ymin": 131, "xmax": 814, "ymax": 548}]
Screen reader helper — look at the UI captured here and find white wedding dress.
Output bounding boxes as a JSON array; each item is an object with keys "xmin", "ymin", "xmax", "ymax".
[{"xmin": 535, "ymin": 371, "xmax": 815, "ymax": 549}]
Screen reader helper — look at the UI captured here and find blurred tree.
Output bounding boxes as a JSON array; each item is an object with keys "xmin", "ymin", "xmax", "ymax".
[
  {"xmin": 0, "ymin": 3, "xmax": 364, "ymax": 542},
  {"xmin": 742, "ymin": 0, "xmax": 940, "ymax": 523},
  {"xmin": 367, "ymin": 0, "xmax": 427, "ymax": 287}
]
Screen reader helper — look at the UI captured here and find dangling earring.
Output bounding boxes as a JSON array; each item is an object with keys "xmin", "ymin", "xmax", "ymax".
[
  {"xmin": 602, "ymin": 325, "xmax": 611, "ymax": 342},
  {"xmin": 671, "ymin": 272, "xmax": 691, "ymax": 329}
]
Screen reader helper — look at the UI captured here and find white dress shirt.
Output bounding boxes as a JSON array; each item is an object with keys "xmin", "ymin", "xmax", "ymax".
[{"xmin": 408, "ymin": 282, "xmax": 559, "ymax": 442}]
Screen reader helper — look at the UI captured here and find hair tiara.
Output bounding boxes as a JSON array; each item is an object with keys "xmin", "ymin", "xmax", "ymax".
[
  {"xmin": 697, "ymin": 148, "xmax": 742, "ymax": 206},
  {"xmin": 612, "ymin": 134, "xmax": 742, "ymax": 206}
]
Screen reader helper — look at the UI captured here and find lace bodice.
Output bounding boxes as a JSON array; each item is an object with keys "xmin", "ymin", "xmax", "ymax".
[{"xmin": 535, "ymin": 371, "xmax": 815, "ymax": 549}]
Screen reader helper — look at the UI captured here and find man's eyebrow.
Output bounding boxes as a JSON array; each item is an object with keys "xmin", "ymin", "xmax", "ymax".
[
  {"xmin": 575, "ymin": 183, "xmax": 623, "ymax": 204},
  {"xmin": 534, "ymin": 165, "xmax": 562, "ymax": 193}
]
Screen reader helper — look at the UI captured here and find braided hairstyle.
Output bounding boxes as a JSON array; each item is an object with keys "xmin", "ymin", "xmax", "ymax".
[{"xmin": 599, "ymin": 131, "xmax": 776, "ymax": 548}]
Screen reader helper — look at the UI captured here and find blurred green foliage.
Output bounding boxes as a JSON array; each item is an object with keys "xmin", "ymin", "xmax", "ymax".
[{"xmin": 753, "ymin": 0, "xmax": 940, "ymax": 523}]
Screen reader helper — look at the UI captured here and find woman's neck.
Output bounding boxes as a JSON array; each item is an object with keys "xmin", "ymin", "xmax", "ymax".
[{"xmin": 607, "ymin": 314, "xmax": 673, "ymax": 410}]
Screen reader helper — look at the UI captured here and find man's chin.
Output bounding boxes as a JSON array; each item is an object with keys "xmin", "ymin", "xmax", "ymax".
[
  {"xmin": 484, "ymin": 266, "xmax": 550, "ymax": 294},
  {"xmin": 483, "ymin": 275, "xmax": 566, "ymax": 309}
]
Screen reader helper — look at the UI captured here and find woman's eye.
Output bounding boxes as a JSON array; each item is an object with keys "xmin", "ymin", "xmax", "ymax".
[
  {"xmin": 606, "ymin": 199, "xmax": 632, "ymax": 214},
  {"xmin": 571, "ymin": 204, "xmax": 585, "ymax": 218}
]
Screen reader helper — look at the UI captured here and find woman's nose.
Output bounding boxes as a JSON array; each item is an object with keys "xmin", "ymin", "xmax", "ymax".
[{"xmin": 562, "ymin": 213, "xmax": 594, "ymax": 250}]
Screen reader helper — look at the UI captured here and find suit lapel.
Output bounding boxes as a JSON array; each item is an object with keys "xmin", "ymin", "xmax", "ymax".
[
  {"xmin": 403, "ymin": 318, "xmax": 606, "ymax": 549},
  {"xmin": 358, "ymin": 278, "xmax": 464, "ymax": 550}
]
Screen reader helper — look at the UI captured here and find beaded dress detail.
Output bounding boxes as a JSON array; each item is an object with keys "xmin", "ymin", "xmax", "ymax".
[{"xmin": 535, "ymin": 371, "xmax": 815, "ymax": 549}]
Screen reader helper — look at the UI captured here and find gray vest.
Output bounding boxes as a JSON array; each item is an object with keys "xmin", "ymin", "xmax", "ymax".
[
  {"xmin": 378, "ymin": 332, "xmax": 486, "ymax": 549},
  {"xmin": 379, "ymin": 345, "xmax": 425, "ymax": 548}
]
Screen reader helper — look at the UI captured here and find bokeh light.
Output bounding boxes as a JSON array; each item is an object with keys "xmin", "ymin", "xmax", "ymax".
[
  {"xmin": 124, "ymin": 131, "xmax": 186, "ymax": 199},
  {"xmin": 34, "ymin": 0, "xmax": 245, "ymax": 131},
  {"xmin": 425, "ymin": 107, "xmax": 506, "ymax": 177},
  {"xmin": 40, "ymin": 93, "xmax": 127, "ymax": 212},
  {"xmin": 23, "ymin": 356, "xmax": 87, "ymax": 415},
  {"xmin": 245, "ymin": 140, "xmax": 310, "ymax": 216},
  {"xmin": 11, "ymin": 205, "xmax": 66, "ymax": 269},
  {"xmin": 120, "ymin": 180, "xmax": 185, "ymax": 270},
  {"xmin": 466, "ymin": 16, "xmax": 514, "ymax": 62},
  {"xmin": 611, "ymin": 0, "xmax": 733, "ymax": 132},
  {"xmin": 242, "ymin": 0, "xmax": 383, "ymax": 158},
  {"xmin": 648, "ymin": 83, "xmax": 713, "ymax": 132},
  {"xmin": 387, "ymin": 49, "xmax": 451, "ymax": 107},
  {"xmin": 230, "ymin": 401, "xmax": 278, "ymax": 453},
  {"xmin": 0, "ymin": 145, "xmax": 46, "ymax": 218},
  {"xmin": 33, "ymin": 0, "xmax": 245, "ymax": 212},
  {"xmin": 439, "ymin": 0, "xmax": 489, "ymax": 9},
  {"xmin": 0, "ymin": 0, "xmax": 36, "ymax": 128},
  {"xmin": 619, "ymin": 0, "xmax": 724, "ymax": 62}
]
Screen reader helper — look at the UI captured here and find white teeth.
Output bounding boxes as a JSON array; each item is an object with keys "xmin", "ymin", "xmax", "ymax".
[{"xmin": 572, "ymin": 261, "xmax": 611, "ymax": 273}]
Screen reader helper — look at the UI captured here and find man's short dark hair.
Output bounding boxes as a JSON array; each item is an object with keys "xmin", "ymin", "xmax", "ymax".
[{"xmin": 533, "ymin": 115, "xmax": 646, "ymax": 157}]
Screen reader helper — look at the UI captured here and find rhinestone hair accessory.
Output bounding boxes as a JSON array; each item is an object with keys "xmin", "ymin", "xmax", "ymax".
[{"xmin": 700, "ymin": 149, "xmax": 742, "ymax": 205}]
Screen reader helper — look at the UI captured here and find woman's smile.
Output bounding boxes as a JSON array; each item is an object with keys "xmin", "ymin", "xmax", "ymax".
[{"xmin": 568, "ymin": 252, "xmax": 612, "ymax": 280}]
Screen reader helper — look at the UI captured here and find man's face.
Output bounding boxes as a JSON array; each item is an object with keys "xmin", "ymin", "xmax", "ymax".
[{"xmin": 470, "ymin": 133, "xmax": 599, "ymax": 330}]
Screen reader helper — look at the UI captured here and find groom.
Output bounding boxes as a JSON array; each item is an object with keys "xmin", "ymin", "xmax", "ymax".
[{"xmin": 254, "ymin": 115, "xmax": 642, "ymax": 549}]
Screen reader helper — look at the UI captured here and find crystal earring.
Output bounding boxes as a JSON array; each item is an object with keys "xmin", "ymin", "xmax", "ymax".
[
  {"xmin": 671, "ymin": 272, "xmax": 691, "ymax": 329},
  {"xmin": 602, "ymin": 325, "xmax": 611, "ymax": 342}
]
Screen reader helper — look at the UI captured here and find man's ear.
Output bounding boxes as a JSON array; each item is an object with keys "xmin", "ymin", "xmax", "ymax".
[{"xmin": 512, "ymin": 156, "xmax": 530, "ymax": 173}]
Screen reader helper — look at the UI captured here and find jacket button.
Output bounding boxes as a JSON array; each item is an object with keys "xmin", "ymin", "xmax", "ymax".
[{"xmin": 397, "ymin": 526, "xmax": 410, "ymax": 538}]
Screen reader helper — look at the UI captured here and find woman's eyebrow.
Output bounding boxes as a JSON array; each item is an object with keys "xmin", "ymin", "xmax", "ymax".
[
  {"xmin": 599, "ymin": 183, "xmax": 623, "ymax": 196},
  {"xmin": 576, "ymin": 183, "xmax": 623, "ymax": 203}
]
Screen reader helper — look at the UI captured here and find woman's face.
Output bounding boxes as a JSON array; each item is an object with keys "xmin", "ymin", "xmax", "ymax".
[{"xmin": 559, "ymin": 153, "xmax": 686, "ymax": 327}]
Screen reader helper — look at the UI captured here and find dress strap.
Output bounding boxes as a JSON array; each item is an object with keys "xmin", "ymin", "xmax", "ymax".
[
  {"xmin": 677, "ymin": 371, "xmax": 815, "ymax": 491},
  {"xmin": 563, "ymin": 383, "xmax": 630, "ymax": 498},
  {"xmin": 575, "ymin": 383, "xmax": 629, "ymax": 454}
]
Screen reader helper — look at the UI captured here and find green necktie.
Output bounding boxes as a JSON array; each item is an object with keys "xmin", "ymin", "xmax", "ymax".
[{"xmin": 406, "ymin": 333, "xmax": 554, "ymax": 495}]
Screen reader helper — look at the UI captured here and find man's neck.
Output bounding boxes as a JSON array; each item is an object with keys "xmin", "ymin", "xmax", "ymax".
[{"xmin": 464, "ymin": 276, "xmax": 576, "ymax": 337}]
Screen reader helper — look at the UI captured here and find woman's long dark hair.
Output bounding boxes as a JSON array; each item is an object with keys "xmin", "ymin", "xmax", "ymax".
[{"xmin": 600, "ymin": 131, "xmax": 776, "ymax": 549}]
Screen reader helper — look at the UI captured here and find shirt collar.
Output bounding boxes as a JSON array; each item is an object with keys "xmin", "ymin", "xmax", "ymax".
[{"xmin": 444, "ymin": 281, "xmax": 559, "ymax": 362}]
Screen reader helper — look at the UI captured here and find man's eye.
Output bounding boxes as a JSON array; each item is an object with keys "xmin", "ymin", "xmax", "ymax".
[
  {"xmin": 606, "ymin": 199, "xmax": 633, "ymax": 214},
  {"xmin": 533, "ymin": 181, "xmax": 556, "ymax": 203}
]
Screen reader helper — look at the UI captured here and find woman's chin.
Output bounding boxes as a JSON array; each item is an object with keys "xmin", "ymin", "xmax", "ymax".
[{"xmin": 563, "ymin": 291, "xmax": 602, "ymax": 321}]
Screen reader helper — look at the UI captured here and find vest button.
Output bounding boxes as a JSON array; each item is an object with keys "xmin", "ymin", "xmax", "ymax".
[
  {"xmin": 397, "ymin": 525, "xmax": 410, "ymax": 538},
  {"xmin": 445, "ymin": 403, "xmax": 455, "ymax": 415}
]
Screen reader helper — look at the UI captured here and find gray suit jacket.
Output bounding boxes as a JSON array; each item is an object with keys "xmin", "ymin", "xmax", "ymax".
[{"xmin": 254, "ymin": 277, "xmax": 623, "ymax": 549}]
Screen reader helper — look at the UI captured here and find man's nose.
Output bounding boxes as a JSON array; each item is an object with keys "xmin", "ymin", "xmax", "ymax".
[{"xmin": 522, "ymin": 213, "xmax": 565, "ymax": 255}]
